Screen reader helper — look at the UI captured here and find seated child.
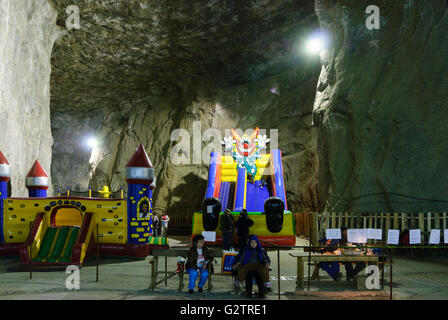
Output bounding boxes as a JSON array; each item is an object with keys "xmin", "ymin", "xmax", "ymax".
[
  {"xmin": 233, "ymin": 235, "xmax": 271, "ymax": 298},
  {"xmin": 185, "ymin": 234, "xmax": 214, "ymax": 294}
]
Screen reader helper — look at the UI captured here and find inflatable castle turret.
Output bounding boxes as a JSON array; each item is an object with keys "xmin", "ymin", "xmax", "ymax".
[
  {"xmin": 125, "ymin": 144, "xmax": 155, "ymax": 245},
  {"xmin": 25, "ymin": 160, "xmax": 49, "ymax": 198},
  {"xmin": 0, "ymin": 151, "xmax": 10, "ymax": 243}
]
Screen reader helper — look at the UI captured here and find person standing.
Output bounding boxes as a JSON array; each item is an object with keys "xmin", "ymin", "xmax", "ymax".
[
  {"xmin": 185, "ymin": 234, "xmax": 214, "ymax": 294},
  {"xmin": 220, "ymin": 209, "xmax": 234, "ymax": 251},
  {"xmin": 152, "ymin": 214, "xmax": 160, "ymax": 237},
  {"xmin": 161, "ymin": 212, "xmax": 170, "ymax": 239},
  {"xmin": 234, "ymin": 209, "xmax": 253, "ymax": 251}
]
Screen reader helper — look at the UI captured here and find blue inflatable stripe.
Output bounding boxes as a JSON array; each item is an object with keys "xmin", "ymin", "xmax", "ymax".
[
  {"xmin": 271, "ymin": 149, "xmax": 288, "ymax": 210},
  {"xmin": 219, "ymin": 181, "xmax": 230, "ymax": 210},
  {"xmin": 205, "ymin": 152, "xmax": 219, "ymax": 199},
  {"xmin": 234, "ymin": 167, "xmax": 246, "ymax": 211}
]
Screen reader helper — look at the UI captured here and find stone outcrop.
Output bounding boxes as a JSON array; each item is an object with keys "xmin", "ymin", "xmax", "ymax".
[
  {"xmin": 0, "ymin": 0, "xmax": 61, "ymax": 196},
  {"xmin": 313, "ymin": 0, "xmax": 448, "ymax": 212}
]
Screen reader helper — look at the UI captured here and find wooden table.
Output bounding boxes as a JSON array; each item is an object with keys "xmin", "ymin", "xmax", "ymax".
[
  {"xmin": 149, "ymin": 247, "xmax": 223, "ymax": 292},
  {"xmin": 289, "ymin": 252, "xmax": 379, "ymax": 290}
]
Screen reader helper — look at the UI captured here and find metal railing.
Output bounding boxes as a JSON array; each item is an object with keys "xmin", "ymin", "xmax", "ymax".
[{"xmin": 3, "ymin": 243, "xmax": 448, "ymax": 299}]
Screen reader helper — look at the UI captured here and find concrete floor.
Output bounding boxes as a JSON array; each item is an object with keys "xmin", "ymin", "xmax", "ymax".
[{"xmin": 0, "ymin": 236, "xmax": 447, "ymax": 300}]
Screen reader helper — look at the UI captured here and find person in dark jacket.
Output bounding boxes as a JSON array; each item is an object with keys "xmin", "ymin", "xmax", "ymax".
[
  {"xmin": 220, "ymin": 209, "xmax": 234, "ymax": 251},
  {"xmin": 234, "ymin": 209, "xmax": 254, "ymax": 251},
  {"xmin": 318, "ymin": 237, "xmax": 342, "ymax": 281},
  {"xmin": 319, "ymin": 226, "xmax": 366, "ymax": 281},
  {"xmin": 233, "ymin": 235, "xmax": 270, "ymax": 298},
  {"xmin": 152, "ymin": 214, "xmax": 160, "ymax": 237},
  {"xmin": 185, "ymin": 234, "xmax": 214, "ymax": 294}
]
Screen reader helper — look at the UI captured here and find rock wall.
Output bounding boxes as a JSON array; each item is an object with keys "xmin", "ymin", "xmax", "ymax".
[
  {"xmin": 0, "ymin": 0, "xmax": 60, "ymax": 196},
  {"xmin": 86, "ymin": 63, "xmax": 320, "ymax": 216},
  {"xmin": 48, "ymin": 0, "xmax": 322, "ymax": 215},
  {"xmin": 313, "ymin": 0, "xmax": 448, "ymax": 212},
  {"xmin": 52, "ymin": 62, "xmax": 320, "ymax": 216}
]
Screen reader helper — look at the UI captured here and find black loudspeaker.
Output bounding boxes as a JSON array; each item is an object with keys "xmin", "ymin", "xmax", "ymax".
[
  {"xmin": 202, "ymin": 197, "xmax": 222, "ymax": 231},
  {"xmin": 264, "ymin": 197, "xmax": 284, "ymax": 233}
]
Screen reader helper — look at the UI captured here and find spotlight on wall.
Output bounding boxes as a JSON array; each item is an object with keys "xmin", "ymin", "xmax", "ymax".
[
  {"xmin": 305, "ymin": 30, "xmax": 331, "ymax": 55},
  {"xmin": 86, "ymin": 137, "xmax": 98, "ymax": 149},
  {"xmin": 306, "ymin": 38, "xmax": 324, "ymax": 54}
]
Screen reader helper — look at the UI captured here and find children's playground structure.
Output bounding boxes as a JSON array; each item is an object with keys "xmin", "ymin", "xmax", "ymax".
[
  {"xmin": 192, "ymin": 127, "xmax": 296, "ymax": 247},
  {"xmin": 0, "ymin": 144, "xmax": 162, "ymax": 266},
  {"xmin": 0, "ymin": 127, "xmax": 294, "ymax": 268}
]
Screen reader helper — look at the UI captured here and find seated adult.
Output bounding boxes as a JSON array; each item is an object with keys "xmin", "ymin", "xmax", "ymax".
[
  {"xmin": 318, "ymin": 235, "xmax": 342, "ymax": 281},
  {"xmin": 185, "ymin": 234, "xmax": 214, "ymax": 294},
  {"xmin": 233, "ymin": 235, "xmax": 271, "ymax": 298},
  {"xmin": 319, "ymin": 226, "xmax": 366, "ymax": 281}
]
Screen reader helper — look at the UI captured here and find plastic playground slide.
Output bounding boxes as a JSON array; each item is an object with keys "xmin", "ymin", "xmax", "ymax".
[
  {"xmin": 20, "ymin": 212, "xmax": 95, "ymax": 265},
  {"xmin": 192, "ymin": 149, "xmax": 295, "ymax": 247}
]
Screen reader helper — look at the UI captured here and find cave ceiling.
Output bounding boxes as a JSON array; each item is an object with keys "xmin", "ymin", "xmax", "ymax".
[{"xmin": 49, "ymin": 0, "xmax": 318, "ymax": 113}]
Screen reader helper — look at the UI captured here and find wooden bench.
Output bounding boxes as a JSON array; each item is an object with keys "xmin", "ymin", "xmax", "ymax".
[
  {"xmin": 289, "ymin": 252, "xmax": 379, "ymax": 290},
  {"xmin": 149, "ymin": 247, "xmax": 223, "ymax": 292}
]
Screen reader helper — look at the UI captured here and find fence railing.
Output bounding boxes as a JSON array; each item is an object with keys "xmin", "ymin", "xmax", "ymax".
[
  {"xmin": 2, "ymin": 244, "xmax": 448, "ymax": 300},
  {"xmin": 294, "ymin": 212, "xmax": 448, "ymax": 246}
]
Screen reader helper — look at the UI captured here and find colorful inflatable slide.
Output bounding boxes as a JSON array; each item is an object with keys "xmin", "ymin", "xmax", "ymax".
[{"xmin": 192, "ymin": 128, "xmax": 296, "ymax": 247}]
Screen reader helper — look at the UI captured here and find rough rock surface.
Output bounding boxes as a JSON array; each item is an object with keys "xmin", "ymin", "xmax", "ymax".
[
  {"xmin": 0, "ymin": 0, "xmax": 60, "ymax": 196},
  {"xmin": 49, "ymin": 0, "xmax": 322, "ymax": 215},
  {"xmin": 313, "ymin": 0, "xmax": 448, "ymax": 212},
  {"xmin": 84, "ymin": 66, "xmax": 320, "ymax": 216}
]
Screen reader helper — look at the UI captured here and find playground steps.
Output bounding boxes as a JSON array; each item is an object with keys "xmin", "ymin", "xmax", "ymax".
[{"xmin": 33, "ymin": 226, "xmax": 80, "ymax": 264}]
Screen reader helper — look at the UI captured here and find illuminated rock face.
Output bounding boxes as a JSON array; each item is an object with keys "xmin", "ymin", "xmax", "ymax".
[
  {"xmin": 76, "ymin": 67, "xmax": 321, "ymax": 216},
  {"xmin": 313, "ymin": 0, "xmax": 448, "ymax": 212},
  {"xmin": 4, "ymin": 0, "xmax": 446, "ymax": 215},
  {"xmin": 0, "ymin": 0, "xmax": 60, "ymax": 196},
  {"xmin": 48, "ymin": 0, "xmax": 322, "ymax": 214}
]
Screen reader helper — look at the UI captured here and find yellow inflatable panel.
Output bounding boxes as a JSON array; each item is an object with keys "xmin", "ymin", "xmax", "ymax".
[
  {"xmin": 222, "ymin": 169, "xmax": 237, "ymax": 177},
  {"xmin": 3, "ymin": 197, "xmax": 127, "ymax": 244},
  {"xmin": 192, "ymin": 211, "xmax": 294, "ymax": 237},
  {"xmin": 222, "ymin": 162, "xmax": 237, "ymax": 170},
  {"xmin": 222, "ymin": 156, "xmax": 235, "ymax": 164},
  {"xmin": 54, "ymin": 208, "xmax": 83, "ymax": 227},
  {"xmin": 222, "ymin": 176, "xmax": 236, "ymax": 182},
  {"xmin": 31, "ymin": 215, "xmax": 49, "ymax": 260}
]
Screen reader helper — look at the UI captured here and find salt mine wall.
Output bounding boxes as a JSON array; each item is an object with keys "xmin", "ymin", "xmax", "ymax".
[
  {"xmin": 0, "ymin": 0, "xmax": 60, "ymax": 196},
  {"xmin": 313, "ymin": 0, "xmax": 448, "ymax": 212}
]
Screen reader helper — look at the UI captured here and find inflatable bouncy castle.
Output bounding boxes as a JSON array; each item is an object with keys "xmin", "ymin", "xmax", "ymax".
[
  {"xmin": 0, "ymin": 144, "xmax": 162, "ymax": 266},
  {"xmin": 192, "ymin": 128, "xmax": 296, "ymax": 247}
]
